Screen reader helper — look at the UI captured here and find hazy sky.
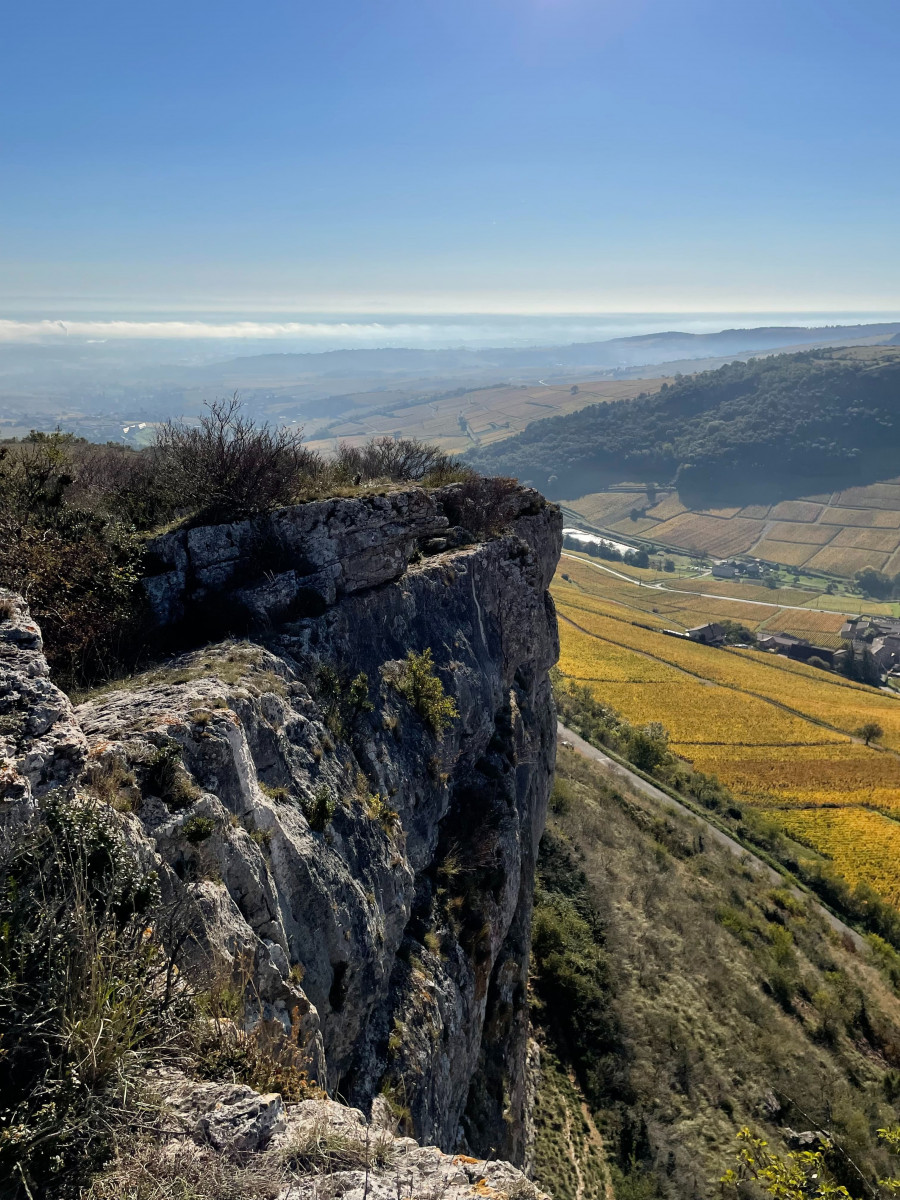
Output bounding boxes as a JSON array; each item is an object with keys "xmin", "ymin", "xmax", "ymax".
[{"xmin": 4, "ymin": 0, "xmax": 900, "ymax": 316}]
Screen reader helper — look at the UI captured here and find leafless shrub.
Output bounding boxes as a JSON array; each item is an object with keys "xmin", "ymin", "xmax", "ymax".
[
  {"xmin": 334, "ymin": 436, "xmax": 464, "ymax": 485},
  {"xmin": 442, "ymin": 474, "xmax": 522, "ymax": 537},
  {"xmin": 154, "ymin": 397, "xmax": 323, "ymax": 521}
]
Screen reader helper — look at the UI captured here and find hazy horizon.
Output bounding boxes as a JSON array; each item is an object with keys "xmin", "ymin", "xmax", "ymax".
[{"xmin": 1, "ymin": 311, "xmax": 899, "ymax": 362}]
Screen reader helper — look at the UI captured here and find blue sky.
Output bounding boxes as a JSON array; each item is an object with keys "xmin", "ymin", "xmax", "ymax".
[{"xmin": 3, "ymin": 0, "xmax": 900, "ymax": 316}]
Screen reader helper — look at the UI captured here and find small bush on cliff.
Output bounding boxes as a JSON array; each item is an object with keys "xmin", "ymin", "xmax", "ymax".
[
  {"xmin": 315, "ymin": 664, "xmax": 375, "ymax": 739},
  {"xmin": 182, "ymin": 814, "xmax": 217, "ymax": 844},
  {"xmin": 332, "ymin": 435, "xmax": 462, "ymax": 485},
  {"xmin": 192, "ymin": 969, "xmax": 321, "ymax": 1104},
  {"xmin": 390, "ymin": 648, "xmax": 458, "ymax": 736},
  {"xmin": 303, "ymin": 784, "xmax": 337, "ymax": 832},
  {"xmin": 143, "ymin": 741, "xmax": 201, "ymax": 810},
  {"xmin": 442, "ymin": 473, "xmax": 523, "ymax": 537}
]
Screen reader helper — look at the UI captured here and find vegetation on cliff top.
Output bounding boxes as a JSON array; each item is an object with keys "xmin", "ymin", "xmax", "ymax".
[{"xmin": 0, "ymin": 402, "xmax": 483, "ymax": 688}]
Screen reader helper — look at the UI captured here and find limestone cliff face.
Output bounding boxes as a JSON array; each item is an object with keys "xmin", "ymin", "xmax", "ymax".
[{"xmin": 0, "ymin": 481, "xmax": 561, "ymax": 1165}]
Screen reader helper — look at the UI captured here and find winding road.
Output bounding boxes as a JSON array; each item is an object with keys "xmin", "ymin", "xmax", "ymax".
[{"xmin": 557, "ymin": 720, "xmax": 865, "ymax": 950}]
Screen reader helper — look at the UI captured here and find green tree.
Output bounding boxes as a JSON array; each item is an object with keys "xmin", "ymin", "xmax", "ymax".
[
  {"xmin": 628, "ymin": 722, "xmax": 669, "ymax": 772},
  {"xmin": 854, "ymin": 567, "xmax": 894, "ymax": 600},
  {"xmin": 722, "ymin": 1128, "xmax": 850, "ymax": 1200}
]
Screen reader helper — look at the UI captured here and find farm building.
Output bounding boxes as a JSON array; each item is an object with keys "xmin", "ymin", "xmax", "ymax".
[
  {"xmin": 758, "ymin": 631, "xmax": 845, "ymax": 668},
  {"xmin": 869, "ymin": 635, "xmax": 900, "ymax": 674},
  {"xmin": 841, "ymin": 616, "xmax": 900, "ymax": 641},
  {"xmin": 686, "ymin": 622, "xmax": 727, "ymax": 645},
  {"xmin": 712, "ymin": 560, "xmax": 741, "ymax": 580}
]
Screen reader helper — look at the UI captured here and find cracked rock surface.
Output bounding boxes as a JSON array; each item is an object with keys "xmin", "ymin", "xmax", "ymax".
[{"xmin": 1, "ymin": 482, "xmax": 561, "ymax": 1170}]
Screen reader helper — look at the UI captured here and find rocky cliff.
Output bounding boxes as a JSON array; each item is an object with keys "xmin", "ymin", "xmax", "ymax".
[{"xmin": 0, "ymin": 479, "xmax": 561, "ymax": 1169}]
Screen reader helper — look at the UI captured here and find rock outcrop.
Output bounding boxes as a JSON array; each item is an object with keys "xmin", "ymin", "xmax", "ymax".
[
  {"xmin": 108, "ymin": 1073, "xmax": 549, "ymax": 1200},
  {"xmin": 0, "ymin": 480, "xmax": 561, "ymax": 1169},
  {"xmin": 0, "ymin": 591, "xmax": 86, "ymax": 812}
]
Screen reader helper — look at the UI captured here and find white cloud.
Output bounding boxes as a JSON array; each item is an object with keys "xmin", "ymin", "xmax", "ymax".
[{"xmin": 0, "ymin": 318, "xmax": 424, "ymax": 343}]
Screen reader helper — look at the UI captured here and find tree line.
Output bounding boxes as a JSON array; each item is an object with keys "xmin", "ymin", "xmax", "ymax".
[{"xmin": 468, "ymin": 350, "xmax": 900, "ymax": 506}]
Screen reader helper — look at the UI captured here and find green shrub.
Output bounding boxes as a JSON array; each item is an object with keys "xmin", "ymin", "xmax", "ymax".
[
  {"xmin": 315, "ymin": 665, "xmax": 374, "ymax": 739},
  {"xmin": 143, "ymin": 742, "xmax": 201, "ymax": 810},
  {"xmin": 303, "ymin": 785, "xmax": 336, "ymax": 832},
  {"xmin": 550, "ymin": 777, "xmax": 575, "ymax": 814},
  {"xmin": 365, "ymin": 792, "xmax": 401, "ymax": 834},
  {"xmin": 249, "ymin": 827, "xmax": 272, "ymax": 850},
  {"xmin": 182, "ymin": 815, "xmax": 217, "ymax": 844},
  {"xmin": 259, "ymin": 781, "xmax": 291, "ymax": 804},
  {"xmin": 391, "ymin": 648, "xmax": 458, "ymax": 736}
]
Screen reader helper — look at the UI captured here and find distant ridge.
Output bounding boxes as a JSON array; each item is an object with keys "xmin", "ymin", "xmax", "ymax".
[{"xmin": 186, "ymin": 322, "xmax": 900, "ymax": 383}]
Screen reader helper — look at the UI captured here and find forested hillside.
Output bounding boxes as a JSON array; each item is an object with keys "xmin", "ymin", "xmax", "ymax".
[{"xmin": 468, "ymin": 350, "xmax": 900, "ymax": 506}]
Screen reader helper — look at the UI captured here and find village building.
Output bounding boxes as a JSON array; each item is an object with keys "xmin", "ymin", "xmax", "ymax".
[
  {"xmin": 686, "ymin": 622, "xmax": 727, "ymax": 645},
  {"xmin": 711, "ymin": 560, "xmax": 741, "ymax": 580},
  {"xmin": 869, "ymin": 634, "xmax": 900, "ymax": 674},
  {"xmin": 758, "ymin": 631, "xmax": 845, "ymax": 668},
  {"xmin": 841, "ymin": 616, "xmax": 900, "ymax": 642}
]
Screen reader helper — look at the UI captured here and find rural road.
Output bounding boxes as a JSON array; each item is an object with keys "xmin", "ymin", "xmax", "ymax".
[
  {"xmin": 557, "ymin": 721, "xmax": 866, "ymax": 950},
  {"xmin": 560, "ymin": 551, "xmax": 862, "ymax": 617}
]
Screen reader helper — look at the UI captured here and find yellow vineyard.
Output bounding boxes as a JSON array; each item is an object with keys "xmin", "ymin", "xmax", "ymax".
[
  {"xmin": 553, "ymin": 557, "xmax": 900, "ymax": 903},
  {"xmin": 771, "ymin": 809, "xmax": 900, "ymax": 907},
  {"xmin": 565, "ymin": 474, "xmax": 900, "ymax": 577}
]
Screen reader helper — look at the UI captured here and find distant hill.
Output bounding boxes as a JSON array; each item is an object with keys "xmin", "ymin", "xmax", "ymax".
[
  {"xmin": 190, "ymin": 321, "xmax": 900, "ymax": 383},
  {"xmin": 467, "ymin": 348, "xmax": 900, "ymax": 506},
  {"xmin": 2, "ymin": 321, "xmax": 897, "ymax": 444}
]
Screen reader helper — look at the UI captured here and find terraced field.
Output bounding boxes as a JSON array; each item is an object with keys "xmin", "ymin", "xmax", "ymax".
[
  {"xmin": 565, "ymin": 476, "xmax": 900, "ymax": 577},
  {"xmin": 553, "ymin": 557, "xmax": 900, "ymax": 903}
]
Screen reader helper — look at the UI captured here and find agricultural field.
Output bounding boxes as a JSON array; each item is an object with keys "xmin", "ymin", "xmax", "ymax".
[
  {"xmin": 307, "ymin": 376, "xmax": 663, "ymax": 456},
  {"xmin": 558, "ymin": 552, "xmax": 869, "ymax": 630},
  {"xmin": 771, "ymin": 809, "xmax": 900, "ymax": 907},
  {"xmin": 553, "ymin": 558, "xmax": 900, "ymax": 903},
  {"xmin": 564, "ymin": 474, "xmax": 900, "ymax": 579},
  {"xmin": 684, "ymin": 744, "xmax": 900, "ymax": 812}
]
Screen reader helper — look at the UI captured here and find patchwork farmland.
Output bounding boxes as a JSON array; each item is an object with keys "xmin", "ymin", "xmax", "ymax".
[
  {"xmin": 565, "ymin": 477, "xmax": 900, "ymax": 577},
  {"xmin": 553, "ymin": 555, "xmax": 900, "ymax": 904}
]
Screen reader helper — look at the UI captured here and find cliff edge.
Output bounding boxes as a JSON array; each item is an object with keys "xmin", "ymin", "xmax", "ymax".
[{"xmin": 0, "ymin": 479, "xmax": 561, "ymax": 1171}]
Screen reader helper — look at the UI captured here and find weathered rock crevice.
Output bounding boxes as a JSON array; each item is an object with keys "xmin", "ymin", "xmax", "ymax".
[{"xmin": 0, "ymin": 480, "xmax": 561, "ymax": 1166}]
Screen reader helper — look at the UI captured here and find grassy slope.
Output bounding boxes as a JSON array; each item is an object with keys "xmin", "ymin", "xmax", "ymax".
[{"xmin": 531, "ymin": 748, "xmax": 900, "ymax": 1200}]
